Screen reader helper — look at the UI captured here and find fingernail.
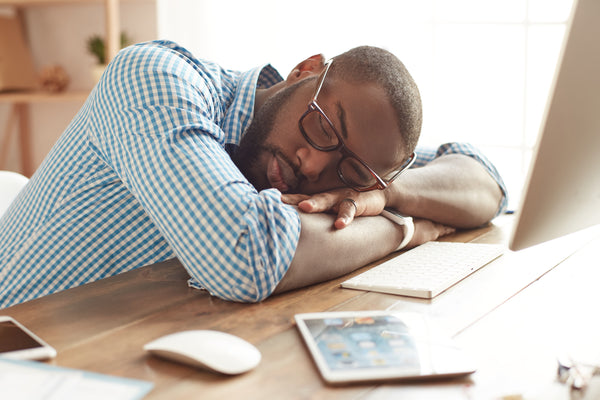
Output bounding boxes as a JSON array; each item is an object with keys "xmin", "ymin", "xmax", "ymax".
[
  {"xmin": 302, "ymin": 200, "xmax": 315, "ymax": 209},
  {"xmin": 298, "ymin": 201, "xmax": 311, "ymax": 212}
]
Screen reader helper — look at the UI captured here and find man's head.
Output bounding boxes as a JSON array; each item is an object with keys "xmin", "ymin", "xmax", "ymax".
[
  {"xmin": 232, "ymin": 45, "xmax": 422, "ymax": 195},
  {"xmin": 328, "ymin": 46, "xmax": 422, "ymax": 154}
]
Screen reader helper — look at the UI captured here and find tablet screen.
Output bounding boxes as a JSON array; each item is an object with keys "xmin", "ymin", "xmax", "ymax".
[
  {"xmin": 295, "ymin": 311, "xmax": 476, "ymax": 384},
  {"xmin": 304, "ymin": 314, "xmax": 420, "ymax": 372}
]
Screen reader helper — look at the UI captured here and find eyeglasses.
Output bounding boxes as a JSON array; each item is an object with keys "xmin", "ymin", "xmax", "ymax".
[{"xmin": 298, "ymin": 59, "xmax": 416, "ymax": 192}]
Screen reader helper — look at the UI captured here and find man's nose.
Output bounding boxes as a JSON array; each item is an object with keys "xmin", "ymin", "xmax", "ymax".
[{"xmin": 296, "ymin": 146, "xmax": 339, "ymax": 183}]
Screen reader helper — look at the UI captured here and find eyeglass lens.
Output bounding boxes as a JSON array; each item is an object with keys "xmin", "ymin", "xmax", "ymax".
[
  {"xmin": 301, "ymin": 110, "xmax": 378, "ymax": 188},
  {"xmin": 338, "ymin": 157, "xmax": 378, "ymax": 188},
  {"xmin": 301, "ymin": 109, "xmax": 338, "ymax": 149}
]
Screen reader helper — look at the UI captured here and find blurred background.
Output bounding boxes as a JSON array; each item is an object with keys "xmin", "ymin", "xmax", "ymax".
[{"xmin": 0, "ymin": 0, "xmax": 575, "ymax": 210}]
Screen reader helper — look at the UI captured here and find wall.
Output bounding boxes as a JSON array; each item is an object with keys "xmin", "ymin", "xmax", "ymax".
[
  {"xmin": 1, "ymin": 0, "xmax": 575, "ymax": 210},
  {"xmin": 156, "ymin": 0, "xmax": 574, "ymax": 210},
  {"xmin": 0, "ymin": 0, "xmax": 157, "ymax": 175}
]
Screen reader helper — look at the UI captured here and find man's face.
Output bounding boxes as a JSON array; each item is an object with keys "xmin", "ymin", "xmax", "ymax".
[{"xmin": 233, "ymin": 75, "xmax": 406, "ymax": 195}]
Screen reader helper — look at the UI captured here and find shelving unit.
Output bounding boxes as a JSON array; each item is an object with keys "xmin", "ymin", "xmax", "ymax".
[
  {"xmin": 0, "ymin": 0, "xmax": 121, "ymax": 176},
  {"xmin": 0, "ymin": 0, "xmax": 121, "ymax": 65}
]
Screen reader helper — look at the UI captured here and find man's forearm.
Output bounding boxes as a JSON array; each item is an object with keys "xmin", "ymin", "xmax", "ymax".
[
  {"xmin": 273, "ymin": 212, "xmax": 403, "ymax": 294},
  {"xmin": 387, "ymin": 154, "xmax": 503, "ymax": 228}
]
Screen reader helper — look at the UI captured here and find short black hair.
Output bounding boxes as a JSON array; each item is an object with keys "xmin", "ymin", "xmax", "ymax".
[{"xmin": 331, "ymin": 46, "xmax": 422, "ymax": 153}]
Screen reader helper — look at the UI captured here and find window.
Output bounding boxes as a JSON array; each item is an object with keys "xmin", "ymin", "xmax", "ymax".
[{"xmin": 158, "ymin": 0, "xmax": 574, "ymax": 209}]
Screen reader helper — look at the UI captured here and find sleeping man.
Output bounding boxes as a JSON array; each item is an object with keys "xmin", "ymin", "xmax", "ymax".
[{"xmin": 0, "ymin": 41, "xmax": 506, "ymax": 308}]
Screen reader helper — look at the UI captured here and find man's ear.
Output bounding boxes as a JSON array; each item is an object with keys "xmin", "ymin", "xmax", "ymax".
[{"xmin": 285, "ymin": 54, "xmax": 326, "ymax": 84}]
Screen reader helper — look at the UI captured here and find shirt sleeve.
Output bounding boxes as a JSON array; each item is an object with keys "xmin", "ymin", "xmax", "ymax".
[
  {"xmin": 414, "ymin": 142, "xmax": 509, "ymax": 216},
  {"xmin": 87, "ymin": 42, "xmax": 300, "ymax": 302}
]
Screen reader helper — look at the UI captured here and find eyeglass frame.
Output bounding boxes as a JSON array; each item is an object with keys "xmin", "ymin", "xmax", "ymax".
[{"xmin": 298, "ymin": 58, "xmax": 417, "ymax": 192}]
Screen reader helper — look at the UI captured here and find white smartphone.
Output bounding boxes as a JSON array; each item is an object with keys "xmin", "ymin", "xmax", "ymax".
[
  {"xmin": 295, "ymin": 310, "xmax": 476, "ymax": 384},
  {"xmin": 0, "ymin": 316, "xmax": 56, "ymax": 360}
]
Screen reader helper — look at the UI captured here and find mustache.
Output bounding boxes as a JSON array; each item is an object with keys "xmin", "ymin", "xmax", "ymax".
[{"xmin": 264, "ymin": 144, "xmax": 305, "ymax": 192}]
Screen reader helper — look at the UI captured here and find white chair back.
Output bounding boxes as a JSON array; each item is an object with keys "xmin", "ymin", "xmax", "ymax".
[{"xmin": 0, "ymin": 171, "xmax": 29, "ymax": 216}]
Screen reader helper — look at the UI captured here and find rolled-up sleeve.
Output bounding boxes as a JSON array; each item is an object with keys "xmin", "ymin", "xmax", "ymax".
[
  {"xmin": 90, "ymin": 43, "xmax": 300, "ymax": 302},
  {"xmin": 414, "ymin": 142, "xmax": 508, "ymax": 216}
]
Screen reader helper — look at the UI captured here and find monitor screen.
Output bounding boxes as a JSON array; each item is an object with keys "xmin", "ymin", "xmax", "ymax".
[{"xmin": 509, "ymin": 0, "xmax": 600, "ymax": 251}]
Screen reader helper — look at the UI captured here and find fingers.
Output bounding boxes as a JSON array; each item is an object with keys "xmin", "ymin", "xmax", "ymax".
[
  {"xmin": 440, "ymin": 225, "xmax": 456, "ymax": 237},
  {"xmin": 430, "ymin": 220, "xmax": 456, "ymax": 237},
  {"xmin": 283, "ymin": 188, "xmax": 386, "ymax": 230},
  {"xmin": 284, "ymin": 192, "xmax": 358, "ymax": 229},
  {"xmin": 334, "ymin": 198, "xmax": 358, "ymax": 230},
  {"xmin": 299, "ymin": 192, "xmax": 343, "ymax": 213},
  {"xmin": 281, "ymin": 194, "xmax": 310, "ymax": 206},
  {"xmin": 283, "ymin": 191, "xmax": 347, "ymax": 213},
  {"xmin": 283, "ymin": 189, "xmax": 388, "ymax": 230},
  {"xmin": 410, "ymin": 219, "xmax": 457, "ymax": 247}
]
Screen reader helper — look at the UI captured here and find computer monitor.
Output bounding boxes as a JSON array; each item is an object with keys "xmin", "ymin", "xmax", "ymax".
[{"xmin": 509, "ymin": 0, "xmax": 600, "ymax": 251}]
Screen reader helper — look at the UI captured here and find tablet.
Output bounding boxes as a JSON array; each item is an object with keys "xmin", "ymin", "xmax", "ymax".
[{"xmin": 294, "ymin": 310, "xmax": 476, "ymax": 384}]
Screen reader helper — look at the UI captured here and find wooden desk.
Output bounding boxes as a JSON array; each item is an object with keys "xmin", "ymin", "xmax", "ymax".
[{"xmin": 4, "ymin": 215, "xmax": 600, "ymax": 399}]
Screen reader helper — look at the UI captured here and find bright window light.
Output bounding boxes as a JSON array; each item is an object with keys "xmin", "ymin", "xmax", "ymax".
[{"xmin": 158, "ymin": 0, "xmax": 575, "ymax": 210}]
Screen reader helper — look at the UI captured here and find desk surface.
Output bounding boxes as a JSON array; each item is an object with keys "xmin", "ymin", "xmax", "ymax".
[{"xmin": 4, "ymin": 215, "xmax": 600, "ymax": 399}]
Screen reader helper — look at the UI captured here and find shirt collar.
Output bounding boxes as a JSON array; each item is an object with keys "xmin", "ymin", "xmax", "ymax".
[{"xmin": 222, "ymin": 64, "xmax": 283, "ymax": 146}]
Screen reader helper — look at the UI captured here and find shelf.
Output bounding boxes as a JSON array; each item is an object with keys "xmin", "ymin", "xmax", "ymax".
[
  {"xmin": 0, "ymin": 0, "xmax": 133, "ymax": 5},
  {"xmin": 0, "ymin": 90, "xmax": 89, "ymax": 103},
  {"xmin": 0, "ymin": 1, "xmax": 96, "ymax": 4},
  {"xmin": 0, "ymin": 0, "xmax": 123, "ymax": 176},
  {"xmin": 1, "ymin": 0, "xmax": 121, "ymax": 63}
]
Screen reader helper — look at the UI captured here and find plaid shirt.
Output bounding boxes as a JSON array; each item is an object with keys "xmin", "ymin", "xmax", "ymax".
[{"xmin": 0, "ymin": 41, "xmax": 506, "ymax": 309}]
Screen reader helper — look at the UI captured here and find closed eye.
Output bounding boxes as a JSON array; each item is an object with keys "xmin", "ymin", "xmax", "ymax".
[
  {"xmin": 317, "ymin": 114, "xmax": 334, "ymax": 140},
  {"xmin": 349, "ymin": 161, "xmax": 372, "ymax": 181}
]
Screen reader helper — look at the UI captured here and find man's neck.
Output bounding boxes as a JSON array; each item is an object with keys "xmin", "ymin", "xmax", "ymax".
[{"xmin": 254, "ymin": 81, "xmax": 287, "ymax": 115}]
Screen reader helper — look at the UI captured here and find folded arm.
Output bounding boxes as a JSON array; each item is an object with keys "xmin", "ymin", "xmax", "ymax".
[
  {"xmin": 274, "ymin": 144, "xmax": 505, "ymax": 294},
  {"xmin": 283, "ymin": 143, "xmax": 508, "ymax": 230},
  {"xmin": 273, "ymin": 211, "xmax": 454, "ymax": 294},
  {"xmin": 386, "ymin": 153, "xmax": 503, "ymax": 228}
]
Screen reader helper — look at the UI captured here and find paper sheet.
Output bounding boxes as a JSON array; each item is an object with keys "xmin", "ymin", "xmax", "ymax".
[{"xmin": 0, "ymin": 358, "xmax": 153, "ymax": 400}]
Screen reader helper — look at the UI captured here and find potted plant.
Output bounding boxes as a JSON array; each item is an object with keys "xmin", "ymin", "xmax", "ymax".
[{"xmin": 86, "ymin": 32, "xmax": 131, "ymax": 82}]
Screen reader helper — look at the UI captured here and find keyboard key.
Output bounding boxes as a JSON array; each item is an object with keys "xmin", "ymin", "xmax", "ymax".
[{"xmin": 341, "ymin": 242, "xmax": 504, "ymax": 299}]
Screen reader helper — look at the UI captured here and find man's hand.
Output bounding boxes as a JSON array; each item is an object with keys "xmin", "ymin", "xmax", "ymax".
[
  {"xmin": 282, "ymin": 190, "xmax": 455, "ymax": 250},
  {"xmin": 282, "ymin": 153, "xmax": 504, "ymax": 230},
  {"xmin": 406, "ymin": 218, "xmax": 456, "ymax": 249},
  {"xmin": 282, "ymin": 188, "xmax": 387, "ymax": 229}
]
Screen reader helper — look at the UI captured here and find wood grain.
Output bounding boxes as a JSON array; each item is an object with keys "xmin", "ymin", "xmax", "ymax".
[{"xmin": 5, "ymin": 215, "xmax": 599, "ymax": 399}]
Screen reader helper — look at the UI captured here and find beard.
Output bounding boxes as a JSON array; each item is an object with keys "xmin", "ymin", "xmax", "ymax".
[{"xmin": 232, "ymin": 78, "xmax": 309, "ymax": 191}]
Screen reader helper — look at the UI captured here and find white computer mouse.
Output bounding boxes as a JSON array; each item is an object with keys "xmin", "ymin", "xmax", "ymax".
[{"xmin": 143, "ymin": 330, "xmax": 261, "ymax": 375}]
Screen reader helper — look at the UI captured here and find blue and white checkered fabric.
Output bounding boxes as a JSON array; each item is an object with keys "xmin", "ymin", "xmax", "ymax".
[
  {"xmin": 0, "ymin": 41, "xmax": 507, "ymax": 309},
  {"xmin": 0, "ymin": 41, "xmax": 300, "ymax": 308}
]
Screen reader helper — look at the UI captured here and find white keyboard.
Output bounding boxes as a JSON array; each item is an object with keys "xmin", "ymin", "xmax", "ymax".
[{"xmin": 341, "ymin": 241, "xmax": 505, "ymax": 299}]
